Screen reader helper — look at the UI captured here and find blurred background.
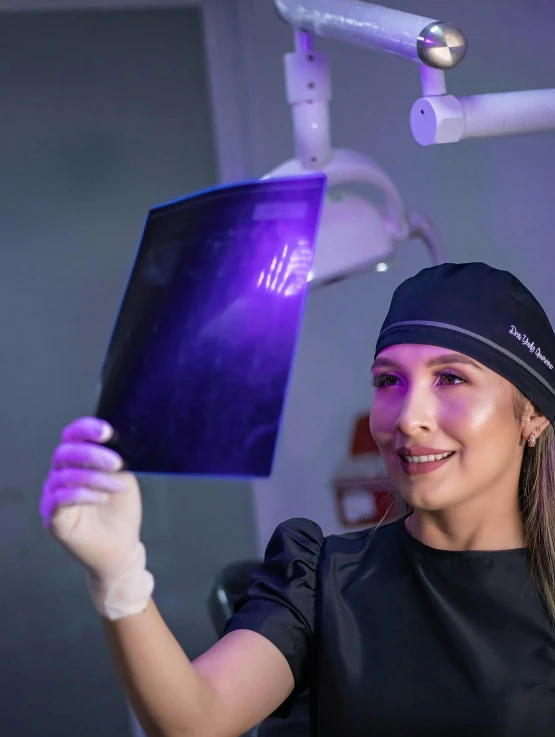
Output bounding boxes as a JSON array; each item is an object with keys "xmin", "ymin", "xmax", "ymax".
[{"xmin": 1, "ymin": 0, "xmax": 554, "ymax": 734}]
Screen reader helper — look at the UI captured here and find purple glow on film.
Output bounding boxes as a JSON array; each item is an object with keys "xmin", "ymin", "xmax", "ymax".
[
  {"xmin": 256, "ymin": 239, "xmax": 313, "ymax": 297},
  {"xmin": 95, "ymin": 175, "xmax": 326, "ymax": 477}
]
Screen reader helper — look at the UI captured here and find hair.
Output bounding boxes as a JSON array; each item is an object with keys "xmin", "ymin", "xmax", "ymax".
[{"xmin": 514, "ymin": 389, "xmax": 555, "ymax": 623}]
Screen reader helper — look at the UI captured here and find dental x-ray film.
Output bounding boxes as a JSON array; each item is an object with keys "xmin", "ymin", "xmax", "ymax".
[{"xmin": 95, "ymin": 174, "xmax": 326, "ymax": 477}]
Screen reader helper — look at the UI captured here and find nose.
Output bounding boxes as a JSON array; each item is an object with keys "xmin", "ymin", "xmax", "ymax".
[{"xmin": 395, "ymin": 384, "xmax": 437, "ymax": 437}]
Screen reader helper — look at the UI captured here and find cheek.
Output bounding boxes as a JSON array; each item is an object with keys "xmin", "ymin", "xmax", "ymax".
[{"xmin": 440, "ymin": 390, "xmax": 515, "ymax": 439}]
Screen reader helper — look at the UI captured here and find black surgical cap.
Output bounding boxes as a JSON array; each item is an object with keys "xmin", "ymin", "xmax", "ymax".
[{"xmin": 375, "ymin": 262, "xmax": 555, "ymax": 424}]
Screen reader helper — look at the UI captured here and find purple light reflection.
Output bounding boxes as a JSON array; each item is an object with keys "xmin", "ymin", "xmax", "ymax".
[{"xmin": 256, "ymin": 238, "xmax": 313, "ymax": 297}]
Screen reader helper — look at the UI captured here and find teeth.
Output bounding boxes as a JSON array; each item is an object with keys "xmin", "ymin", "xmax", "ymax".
[{"xmin": 403, "ymin": 452, "xmax": 453, "ymax": 463}]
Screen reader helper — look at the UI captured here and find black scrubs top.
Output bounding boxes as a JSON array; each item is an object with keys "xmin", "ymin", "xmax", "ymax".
[{"xmin": 223, "ymin": 516, "xmax": 555, "ymax": 736}]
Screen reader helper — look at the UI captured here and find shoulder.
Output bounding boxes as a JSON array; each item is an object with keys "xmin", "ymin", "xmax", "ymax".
[
  {"xmin": 266, "ymin": 518, "xmax": 325, "ymax": 570},
  {"xmin": 322, "ymin": 517, "xmax": 404, "ymax": 580},
  {"xmin": 253, "ymin": 517, "xmax": 404, "ymax": 607},
  {"xmin": 270, "ymin": 516, "xmax": 402, "ymax": 561},
  {"xmin": 272, "ymin": 517, "xmax": 324, "ymax": 543}
]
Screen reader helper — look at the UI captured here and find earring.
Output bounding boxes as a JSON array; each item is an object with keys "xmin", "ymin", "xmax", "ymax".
[{"xmin": 528, "ymin": 433, "xmax": 537, "ymax": 448}]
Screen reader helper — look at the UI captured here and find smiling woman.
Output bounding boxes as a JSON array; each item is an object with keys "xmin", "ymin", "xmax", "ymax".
[
  {"xmin": 221, "ymin": 262, "xmax": 555, "ymax": 736},
  {"xmin": 41, "ymin": 262, "xmax": 555, "ymax": 737}
]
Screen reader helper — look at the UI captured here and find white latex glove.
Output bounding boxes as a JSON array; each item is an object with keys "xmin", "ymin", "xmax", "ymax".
[{"xmin": 40, "ymin": 416, "xmax": 154, "ymax": 619}]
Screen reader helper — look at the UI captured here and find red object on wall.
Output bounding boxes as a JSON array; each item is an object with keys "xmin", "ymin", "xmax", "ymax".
[
  {"xmin": 333, "ymin": 414, "xmax": 398, "ymax": 528},
  {"xmin": 350, "ymin": 415, "xmax": 377, "ymax": 455}
]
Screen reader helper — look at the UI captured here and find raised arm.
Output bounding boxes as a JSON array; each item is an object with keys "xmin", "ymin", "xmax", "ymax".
[{"xmin": 40, "ymin": 417, "xmax": 295, "ymax": 737}]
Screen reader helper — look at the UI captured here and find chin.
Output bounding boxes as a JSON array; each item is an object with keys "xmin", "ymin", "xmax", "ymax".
[{"xmin": 397, "ymin": 484, "xmax": 455, "ymax": 512}]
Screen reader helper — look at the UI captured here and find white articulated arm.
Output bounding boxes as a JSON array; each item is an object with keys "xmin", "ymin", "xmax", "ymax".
[
  {"xmin": 283, "ymin": 29, "xmax": 333, "ymax": 169},
  {"xmin": 274, "ymin": 0, "xmax": 467, "ymax": 69},
  {"xmin": 275, "ymin": 0, "xmax": 555, "ymax": 145}
]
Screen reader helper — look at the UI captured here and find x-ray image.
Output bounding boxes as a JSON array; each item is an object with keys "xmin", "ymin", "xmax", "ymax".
[{"xmin": 95, "ymin": 175, "xmax": 326, "ymax": 477}]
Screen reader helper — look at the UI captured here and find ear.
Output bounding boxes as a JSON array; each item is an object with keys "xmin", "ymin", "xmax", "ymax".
[{"xmin": 521, "ymin": 404, "xmax": 551, "ymax": 443}]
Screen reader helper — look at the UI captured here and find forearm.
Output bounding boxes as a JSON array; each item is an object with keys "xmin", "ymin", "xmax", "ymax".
[{"xmin": 102, "ymin": 598, "xmax": 218, "ymax": 737}]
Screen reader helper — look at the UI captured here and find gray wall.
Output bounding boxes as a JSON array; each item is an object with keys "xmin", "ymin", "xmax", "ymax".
[{"xmin": 0, "ymin": 8, "xmax": 256, "ymax": 736}]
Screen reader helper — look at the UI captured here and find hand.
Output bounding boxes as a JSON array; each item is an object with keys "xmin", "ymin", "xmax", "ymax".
[{"xmin": 40, "ymin": 416, "xmax": 143, "ymax": 580}]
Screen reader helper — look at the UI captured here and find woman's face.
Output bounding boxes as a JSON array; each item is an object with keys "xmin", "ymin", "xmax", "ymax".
[{"xmin": 369, "ymin": 343, "xmax": 526, "ymax": 512}]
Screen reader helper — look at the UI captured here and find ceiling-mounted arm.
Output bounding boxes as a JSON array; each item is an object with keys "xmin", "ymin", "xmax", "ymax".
[
  {"xmin": 275, "ymin": 0, "xmax": 555, "ymax": 145},
  {"xmin": 274, "ymin": 0, "xmax": 467, "ymax": 70}
]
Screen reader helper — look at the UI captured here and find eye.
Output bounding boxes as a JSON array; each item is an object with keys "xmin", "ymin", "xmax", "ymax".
[
  {"xmin": 372, "ymin": 373, "xmax": 400, "ymax": 388},
  {"xmin": 437, "ymin": 372, "xmax": 466, "ymax": 386}
]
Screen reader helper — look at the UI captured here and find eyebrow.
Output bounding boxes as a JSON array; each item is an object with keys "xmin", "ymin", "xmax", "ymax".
[{"xmin": 371, "ymin": 352, "xmax": 484, "ymax": 372}]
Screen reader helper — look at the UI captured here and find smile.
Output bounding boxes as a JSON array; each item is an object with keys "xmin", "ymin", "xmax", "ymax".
[{"xmin": 402, "ymin": 452, "xmax": 454, "ymax": 463}]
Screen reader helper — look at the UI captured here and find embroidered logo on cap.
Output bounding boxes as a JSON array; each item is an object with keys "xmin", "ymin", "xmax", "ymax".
[{"xmin": 509, "ymin": 325, "xmax": 553, "ymax": 370}]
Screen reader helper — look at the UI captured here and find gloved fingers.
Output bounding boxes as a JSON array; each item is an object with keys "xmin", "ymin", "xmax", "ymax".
[
  {"xmin": 52, "ymin": 442, "xmax": 123, "ymax": 472},
  {"xmin": 48, "ymin": 467, "xmax": 127, "ymax": 494},
  {"xmin": 61, "ymin": 416, "xmax": 114, "ymax": 445}
]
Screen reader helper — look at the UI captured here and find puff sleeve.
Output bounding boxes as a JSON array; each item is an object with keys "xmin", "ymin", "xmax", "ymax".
[{"xmin": 222, "ymin": 517, "xmax": 323, "ymax": 709}]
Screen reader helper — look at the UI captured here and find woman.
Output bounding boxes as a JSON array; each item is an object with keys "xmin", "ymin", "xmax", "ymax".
[{"xmin": 40, "ymin": 262, "xmax": 555, "ymax": 737}]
